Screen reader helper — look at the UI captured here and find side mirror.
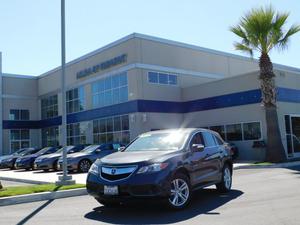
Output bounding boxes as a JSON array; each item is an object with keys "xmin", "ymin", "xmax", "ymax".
[
  {"xmin": 95, "ymin": 149, "xmax": 102, "ymax": 153},
  {"xmin": 192, "ymin": 144, "xmax": 205, "ymax": 152},
  {"xmin": 118, "ymin": 146, "xmax": 126, "ymax": 152}
]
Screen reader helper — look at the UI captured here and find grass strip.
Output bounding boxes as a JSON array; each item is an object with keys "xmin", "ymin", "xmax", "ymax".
[
  {"xmin": 0, "ymin": 183, "xmax": 86, "ymax": 198},
  {"xmin": 252, "ymin": 162, "xmax": 274, "ymax": 166}
]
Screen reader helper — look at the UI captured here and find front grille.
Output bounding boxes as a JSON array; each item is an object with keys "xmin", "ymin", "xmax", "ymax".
[{"xmin": 100, "ymin": 165, "xmax": 137, "ymax": 181}]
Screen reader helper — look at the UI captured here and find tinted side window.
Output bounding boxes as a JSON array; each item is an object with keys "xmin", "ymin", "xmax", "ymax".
[
  {"xmin": 113, "ymin": 144, "xmax": 120, "ymax": 150},
  {"xmin": 203, "ymin": 132, "xmax": 216, "ymax": 147},
  {"xmin": 101, "ymin": 144, "xmax": 113, "ymax": 151},
  {"xmin": 189, "ymin": 133, "xmax": 204, "ymax": 148}
]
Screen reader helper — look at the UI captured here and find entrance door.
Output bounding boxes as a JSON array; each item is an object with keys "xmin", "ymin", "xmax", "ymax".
[{"xmin": 285, "ymin": 115, "xmax": 300, "ymax": 158}]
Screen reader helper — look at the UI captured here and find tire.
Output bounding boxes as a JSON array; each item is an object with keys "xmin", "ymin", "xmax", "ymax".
[
  {"xmin": 95, "ymin": 198, "xmax": 121, "ymax": 208},
  {"xmin": 53, "ymin": 160, "xmax": 58, "ymax": 171},
  {"xmin": 78, "ymin": 159, "xmax": 91, "ymax": 173},
  {"xmin": 216, "ymin": 164, "xmax": 232, "ymax": 193},
  {"xmin": 166, "ymin": 173, "xmax": 192, "ymax": 210}
]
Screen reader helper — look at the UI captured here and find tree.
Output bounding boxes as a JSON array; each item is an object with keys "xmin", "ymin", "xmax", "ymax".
[{"xmin": 230, "ymin": 5, "xmax": 300, "ymax": 162}]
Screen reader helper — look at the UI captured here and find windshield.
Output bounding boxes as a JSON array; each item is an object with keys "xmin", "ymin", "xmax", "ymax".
[
  {"xmin": 56, "ymin": 146, "xmax": 74, "ymax": 153},
  {"xmin": 125, "ymin": 131, "xmax": 189, "ymax": 152},
  {"xmin": 81, "ymin": 145, "xmax": 100, "ymax": 153},
  {"xmin": 37, "ymin": 147, "xmax": 54, "ymax": 155},
  {"xmin": 13, "ymin": 148, "xmax": 29, "ymax": 155},
  {"xmin": 21, "ymin": 149, "xmax": 39, "ymax": 156}
]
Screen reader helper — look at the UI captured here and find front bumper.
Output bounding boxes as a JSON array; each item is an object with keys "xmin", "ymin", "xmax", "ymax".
[
  {"xmin": 15, "ymin": 161, "xmax": 32, "ymax": 169},
  {"xmin": 57, "ymin": 161, "xmax": 78, "ymax": 171},
  {"xmin": 86, "ymin": 168, "xmax": 172, "ymax": 201},
  {"xmin": 34, "ymin": 161, "xmax": 53, "ymax": 170},
  {"xmin": 0, "ymin": 160, "xmax": 14, "ymax": 168}
]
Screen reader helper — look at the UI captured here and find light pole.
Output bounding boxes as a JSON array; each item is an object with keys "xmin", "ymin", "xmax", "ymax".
[{"xmin": 56, "ymin": 0, "xmax": 75, "ymax": 186}]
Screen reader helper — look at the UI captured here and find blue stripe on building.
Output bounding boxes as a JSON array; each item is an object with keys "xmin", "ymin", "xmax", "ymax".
[{"xmin": 3, "ymin": 87, "xmax": 299, "ymax": 129}]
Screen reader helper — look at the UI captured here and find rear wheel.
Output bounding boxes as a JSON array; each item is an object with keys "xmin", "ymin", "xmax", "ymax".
[
  {"xmin": 78, "ymin": 159, "xmax": 91, "ymax": 173},
  {"xmin": 166, "ymin": 173, "xmax": 191, "ymax": 210},
  {"xmin": 216, "ymin": 164, "xmax": 232, "ymax": 193}
]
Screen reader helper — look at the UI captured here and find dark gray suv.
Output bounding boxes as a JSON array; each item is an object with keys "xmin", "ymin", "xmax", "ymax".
[{"xmin": 86, "ymin": 128, "xmax": 233, "ymax": 209}]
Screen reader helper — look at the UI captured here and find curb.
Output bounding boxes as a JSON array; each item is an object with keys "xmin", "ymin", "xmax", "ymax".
[
  {"xmin": 0, "ymin": 176, "xmax": 51, "ymax": 185},
  {"xmin": 234, "ymin": 161, "xmax": 300, "ymax": 170},
  {"xmin": 0, "ymin": 188, "xmax": 87, "ymax": 207}
]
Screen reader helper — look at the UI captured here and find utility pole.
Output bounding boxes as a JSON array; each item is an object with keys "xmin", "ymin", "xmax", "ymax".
[{"xmin": 56, "ymin": 0, "xmax": 75, "ymax": 185}]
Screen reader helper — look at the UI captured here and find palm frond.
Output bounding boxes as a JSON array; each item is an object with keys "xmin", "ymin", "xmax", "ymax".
[
  {"xmin": 233, "ymin": 42, "xmax": 253, "ymax": 57},
  {"xmin": 230, "ymin": 5, "xmax": 299, "ymax": 55}
]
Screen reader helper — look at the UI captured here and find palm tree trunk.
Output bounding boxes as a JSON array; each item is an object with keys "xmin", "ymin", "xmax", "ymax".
[{"xmin": 259, "ymin": 53, "xmax": 286, "ymax": 162}]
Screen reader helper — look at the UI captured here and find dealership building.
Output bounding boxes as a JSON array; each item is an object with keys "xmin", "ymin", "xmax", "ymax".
[{"xmin": 1, "ymin": 33, "xmax": 300, "ymax": 160}]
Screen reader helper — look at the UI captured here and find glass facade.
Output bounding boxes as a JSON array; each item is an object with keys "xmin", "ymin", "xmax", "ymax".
[
  {"xmin": 148, "ymin": 71, "xmax": 177, "ymax": 85},
  {"xmin": 243, "ymin": 122, "xmax": 262, "ymax": 140},
  {"xmin": 9, "ymin": 109, "xmax": 29, "ymax": 120},
  {"xmin": 41, "ymin": 95, "xmax": 58, "ymax": 119},
  {"xmin": 10, "ymin": 129, "xmax": 30, "ymax": 152},
  {"xmin": 207, "ymin": 121, "xmax": 261, "ymax": 142},
  {"xmin": 42, "ymin": 126, "xmax": 59, "ymax": 147},
  {"xmin": 67, "ymin": 122, "xmax": 88, "ymax": 145},
  {"xmin": 66, "ymin": 86, "xmax": 85, "ymax": 114},
  {"xmin": 92, "ymin": 72, "xmax": 128, "ymax": 108},
  {"xmin": 93, "ymin": 115, "xmax": 130, "ymax": 144}
]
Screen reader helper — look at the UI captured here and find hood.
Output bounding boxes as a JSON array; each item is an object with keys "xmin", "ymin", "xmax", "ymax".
[
  {"xmin": 67, "ymin": 152, "xmax": 90, "ymax": 159},
  {"xmin": 0, "ymin": 155, "xmax": 11, "ymax": 161},
  {"xmin": 100, "ymin": 151, "xmax": 175, "ymax": 165},
  {"xmin": 37, "ymin": 153, "xmax": 61, "ymax": 159},
  {"xmin": 20, "ymin": 154, "xmax": 38, "ymax": 160}
]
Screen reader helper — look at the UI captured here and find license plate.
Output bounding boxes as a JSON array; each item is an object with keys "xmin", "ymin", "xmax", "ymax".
[{"xmin": 104, "ymin": 185, "xmax": 118, "ymax": 195}]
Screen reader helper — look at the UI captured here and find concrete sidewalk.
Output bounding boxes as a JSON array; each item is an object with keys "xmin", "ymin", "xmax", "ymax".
[{"xmin": 0, "ymin": 169, "xmax": 87, "ymax": 184}]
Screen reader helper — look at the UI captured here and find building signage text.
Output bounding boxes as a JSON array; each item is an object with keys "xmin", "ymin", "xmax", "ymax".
[{"xmin": 76, "ymin": 54, "xmax": 127, "ymax": 79}]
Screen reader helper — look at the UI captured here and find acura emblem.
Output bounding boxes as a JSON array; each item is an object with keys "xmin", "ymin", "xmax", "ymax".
[{"xmin": 111, "ymin": 168, "xmax": 117, "ymax": 175}]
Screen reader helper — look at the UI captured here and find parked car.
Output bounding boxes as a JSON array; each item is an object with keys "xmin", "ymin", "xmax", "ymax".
[
  {"xmin": 0, "ymin": 148, "xmax": 28, "ymax": 169},
  {"xmin": 15, "ymin": 147, "xmax": 59, "ymax": 170},
  {"xmin": 0, "ymin": 148, "xmax": 40, "ymax": 169},
  {"xmin": 86, "ymin": 128, "xmax": 233, "ymax": 209},
  {"xmin": 34, "ymin": 145, "xmax": 86, "ymax": 171},
  {"xmin": 58, "ymin": 143, "xmax": 124, "ymax": 173}
]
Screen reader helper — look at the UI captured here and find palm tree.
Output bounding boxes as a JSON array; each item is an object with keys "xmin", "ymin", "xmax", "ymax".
[{"xmin": 230, "ymin": 5, "xmax": 300, "ymax": 162}]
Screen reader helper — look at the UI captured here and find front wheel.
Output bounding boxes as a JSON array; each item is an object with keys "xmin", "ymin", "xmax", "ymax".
[
  {"xmin": 166, "ymin": 173, "xmax": 191, "ymax": 210},
  {"xmin": 216, "ymin": 164, "xmax": 232, "ymax": 193},
  {"xmin": 78, "ymin": 159, "xmax": 91, "ymax": 173}
]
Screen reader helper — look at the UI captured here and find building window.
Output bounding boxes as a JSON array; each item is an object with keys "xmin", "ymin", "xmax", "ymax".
[
  {"xmin": 92, "ymin": 72, "xmax": 128, "ymax": 108},
  {"xmin": 148, "ymin": 71, "xmax": 177, "ymax": 85},
  {"xmin": 209, "ymin": 125, "xmax": 226, "ymax": 140},
  {"xmin": 243, "ymin": 122, "xmax": 261, "ymax": 140},
  {"xmin": 41, "ymin": 95, "xmax": 58, "ymax": 119},
  {"xmin": 67, "ymin": 122, "xmax": 88, "ymax": 145},
  {"xmin": 66, "ymin": 86, "xmax": 84, "ymax": 114},
  {"xmin": 225, "ymin": 124, "xmax": 242, "ymax": 141},
  {"xmin": 42, "ymin": 126, "xmax": 59, "ymax": 147},
  {"xmin": 9, "ymin": 109, "xmax": 29, "ymax": 120},
  {"xmin": 93, "ymin": 115, "xmax": 130, "ymax": 144},
  {"xmin": 10, "ymin": 129, "xmax": 30, "ymax": 152}
]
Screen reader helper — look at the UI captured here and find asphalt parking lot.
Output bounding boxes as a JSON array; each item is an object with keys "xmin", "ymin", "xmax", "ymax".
[{"xmin": 1, "ymin": 165, "xmax": 300, "ymax": 225}]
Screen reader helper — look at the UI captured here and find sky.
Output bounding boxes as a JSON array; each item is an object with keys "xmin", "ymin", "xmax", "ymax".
[{"xmin": 0, "ymin": 0, "xmax": 300, "ymax": 76}]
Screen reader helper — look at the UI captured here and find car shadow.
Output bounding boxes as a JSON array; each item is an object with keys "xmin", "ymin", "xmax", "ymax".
[
  {"xmin": 84, "ymin": 188, "xmax": 243, "ymax": 224},
  {"xmin": 32, "ymin": 170, "xmax": 57, "ymax": 174},
  {"xmin": 287, "ymin": 165, "xmax": 300, "ymax": 175}
]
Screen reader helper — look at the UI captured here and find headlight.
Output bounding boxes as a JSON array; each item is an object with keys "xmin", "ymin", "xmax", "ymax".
[
  {"xmin": 89, "ymin": 163, "xmax": 99, "ymax": 174},
  {"xmin": 137, "ymin": 163, "xmax": 169, "ymax": 174}
]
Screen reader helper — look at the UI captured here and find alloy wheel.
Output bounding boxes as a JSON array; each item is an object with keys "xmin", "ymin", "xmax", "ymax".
[
  {"xmin": 224, "ymin": 167, "xmax": 232, "ymax": 189},
  {"xmin": 168, "ymin": 178, "xmax": 190, "ymax": 207},
  {"xmin": 79, "ymin": 160, "xmax": 91, "ymax": 172}
]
